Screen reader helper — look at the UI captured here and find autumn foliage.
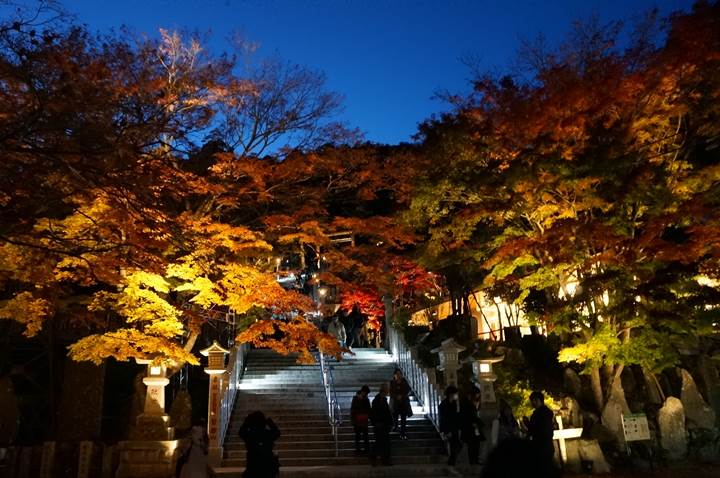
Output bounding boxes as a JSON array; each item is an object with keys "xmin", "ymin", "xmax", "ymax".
[
  {"xmin": 3, "ymin": 2, "xmax": 719, "ymax": 403},
  {"xmin": 0, "ymin": 10, "xmax": 421, "ymax": 367},
  {"xmin": 411, "ymin": 3, "xmax": 720, "ymax": 409}
]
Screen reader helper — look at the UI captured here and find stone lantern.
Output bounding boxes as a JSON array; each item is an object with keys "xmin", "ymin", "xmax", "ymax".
[
  {"xmin": 116, "ymin": 358, "xmax": 179, "ymax": 478},
  {"xmin": 133, "ymin": 358, "xmax": 174, "ymax": 440},
  {"xmin": 201, "ymin": 341, "xmax": 230, "ymax": 466},
  {"xmin": 471, "ymin": 356, "xmax": 504, "ymax": 408},
  {"xmin": 431, "ymin": 338, "xmax": 466, "ymax": 387}
]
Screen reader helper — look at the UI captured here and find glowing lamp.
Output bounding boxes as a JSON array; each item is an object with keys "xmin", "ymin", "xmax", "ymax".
[
  {"xmin": 149, "ymin": 365, "xmax": 163, "ymax": 376},
  {"xmin": 201, "ymin": 341, "xmax": 230, "ymax": 375},
  {"xmin": 472, "ymin": 356, "xmax": 504, "ymax": 382}
]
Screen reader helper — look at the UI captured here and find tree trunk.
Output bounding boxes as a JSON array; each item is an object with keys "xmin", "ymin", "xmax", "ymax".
[
  {"xmin": 590, "ymin": 366, "xmax": 604, "ymax": 412},
  {"xmin": 167, "ymin": 331, "xmax": 199, "ymax": 378},
  {"xmin": 462, "ymin": 293, "xmax": 470, "ymax": 317}
]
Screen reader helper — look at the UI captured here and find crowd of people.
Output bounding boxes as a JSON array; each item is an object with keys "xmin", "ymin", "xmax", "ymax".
[
  {"xmin": 323, "ymin": 307, "xmax": 384, "ymax": 350},
  {"xmin": 175, "ymin": 371, "xmax": 558, "ymax": 477}
]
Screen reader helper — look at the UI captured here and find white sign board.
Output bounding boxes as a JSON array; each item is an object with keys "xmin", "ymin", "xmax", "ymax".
[{"xmin": 622, "ymin": 413, "xmax": 650, "ymax": 442}]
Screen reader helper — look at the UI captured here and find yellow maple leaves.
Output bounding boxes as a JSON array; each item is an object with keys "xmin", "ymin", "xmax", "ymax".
[
  {"xmin": 68, "ymin": 328, "xmax": 198, "ymax": 366},
  {"xmin": 0, "ymin": 291, "xmax": 52, "ymax": 337}
]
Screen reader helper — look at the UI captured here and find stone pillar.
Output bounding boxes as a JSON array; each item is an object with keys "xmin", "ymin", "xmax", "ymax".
[
  {"xmin": 431, "ymin": 338, "xmax": 466, "ymax": 388},
  {"xmin": 133, "ymin": 360, "xmax": 173, "ymax": 440},
  {"xmin": 201, "ymin": 341, "xmax": 230, "ymax": 467},
  {"xmin": 39, "ymin": 441, "xmax": 55, "ymax": 478},
  {"xmin": 101, "ymin": 444, "xmax": 115, "ymax": 478},
  {"xmin": 77, "ymin": 441, "xmax": 93, "ymax": 478},
  {"xmin": 471, "ymin": 356, "xmax": 504, "ymax": 409}
]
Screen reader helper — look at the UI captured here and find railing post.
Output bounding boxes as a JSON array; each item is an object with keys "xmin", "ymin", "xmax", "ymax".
[
  {"xmin": 426, "ymin": 367, "xmax": 438, "ymax": 425},
  {"xmin": 201, "ymin": 341, "xmax": 230, "ymax": 467},
  {"xmin": 318, "ymin": 351, "xmax": 340, "ymax": 457}
]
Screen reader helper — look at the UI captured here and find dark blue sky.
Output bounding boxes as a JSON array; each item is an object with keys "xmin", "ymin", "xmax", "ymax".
[{"xmin": 65, "ymin": 0, "xmax": 693, "ymax": 144}]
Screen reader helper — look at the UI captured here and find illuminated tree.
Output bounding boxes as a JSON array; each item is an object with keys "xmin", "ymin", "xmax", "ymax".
[
  {"xmin": 0, "ymin": 18, "xmax": 352, "ymax": 368},
  {"xmin": 411, "ymin": 4, "xmax": 720, "ymax": 410}
]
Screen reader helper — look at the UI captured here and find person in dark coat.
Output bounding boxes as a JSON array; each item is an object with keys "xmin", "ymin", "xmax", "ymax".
[
  {"xmin": 461, "ymin": 387, "xmax": 486, "ymax": 465},
  {"xmin": 238, "ymin": 411, "xmax": 281, "ymax": 478},
  {"xmin": 491, "ymin": 399, "xmax": 519, "ymax": 448},
  {"xmin": 350, "ymin": 385, "xmax": 371, "ymax": 453},
  {"xmin": 370, "ymin": 382, "xmax": 393, "ymax": 465},
  {"xmin": 389, "ymin": 368, "xmax": 411, "ymax": 439},
  {"xmin": 524, "ymin": 391, "xmax": 556, "ymax": 476},
  {"xmin": 439, "ymin": 385, "xmax": 463, "ymax": 466}
]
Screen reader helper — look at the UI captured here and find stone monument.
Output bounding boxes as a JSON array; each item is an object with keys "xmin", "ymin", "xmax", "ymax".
[{"xmin": 658, "ymin": 397, "xmax": 687, "ymax": 461}]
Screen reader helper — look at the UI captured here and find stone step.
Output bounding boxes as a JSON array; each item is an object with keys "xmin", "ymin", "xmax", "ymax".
[
  {"xmin": 236, "ymin": 390, "xmax": 397, "ymax": 397},
  {"xmin": 228, "ymin": 416, "xmax": 431, "ymax": 425},
  {"xmin": 242, "ymin": 372, "xmax": 394, "ymax": 379},
  {"xmin": 227, "ymin": 425, "xmax": 440, "ymax": 441},
  {"xmin": 238, "ymin": 380, "xmax": 397, "ymax": 387},
  {"xmin": 227, "ymin": 428, "xmax": 438, "ymax": 439},
  {"xmin": 242, "ymin": 370, "xmax": 396, "ymax": 376},
  {"xmin": 220, "ymin": 453, "xmax": 449, "ymax": 468},
  {"xmin": 222, "ymin": 437, "xmax": 442, "ymax": 449},
  {"xmin": 224, "ymin": 443, "xmax": 445, "ymax": 459},
  {"xmin": 223, "ymin": 349, "xmax": 445, "ymax": 472},
  {"xmin": 226, "ymin": 425, "xmax": 438, "ymax": 437},
  {"xmin": 236, "ymin": 385, "xmax": 412, "ymax": 393},
  {"xmin": 231, "ymin": 397, "xmax": 422, "ymax": 407},
  {"xmin": 214, "ymin": 464, "xmax": 460, "ymax": 478}
]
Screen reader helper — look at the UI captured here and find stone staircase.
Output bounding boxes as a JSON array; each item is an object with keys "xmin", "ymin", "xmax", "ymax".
[{"xmin": 214, "ymin": 348, "xmax": 455, "ymax": 477}]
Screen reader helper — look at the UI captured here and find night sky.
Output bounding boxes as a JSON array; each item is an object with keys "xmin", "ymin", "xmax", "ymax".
[{"xmin": 64, "ymin": 0, "xmax": 694, "ymax": 144}]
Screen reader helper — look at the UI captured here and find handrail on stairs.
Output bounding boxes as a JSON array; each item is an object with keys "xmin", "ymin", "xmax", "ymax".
[
  {"xmin": 386, "ymin": 322, "xmax": 443, "ymax": 434},
  {"xmin": 218, "ymin": 342, "xmax": 250, "ymax": 448},
  {"xmin": 318, "ymin": 351, "xmax": 342, "ymax": 457}
]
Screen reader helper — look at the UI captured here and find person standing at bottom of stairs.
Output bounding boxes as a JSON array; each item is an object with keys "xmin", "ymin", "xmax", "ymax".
[
  {"xmin": 370, "ymin": 383, "xmax": 393, "ymax": 466},
  {"xmin": 462, "ymin": 386, "xmax": 486, "ymax": 465},
  {"xmin": 238, "ymin": 411, "xmax": 281, "ymax": 478},
  {"xmin": 351, "ymin": 385, "xmax": 372, "ymax": 453},
  {"xmin": 439, "ymin": 385, "xmax": 463, "ymax": 466}
]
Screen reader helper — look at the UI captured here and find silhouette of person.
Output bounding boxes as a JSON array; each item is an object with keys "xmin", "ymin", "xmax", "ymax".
[
  {"xmin": 238, "ymin": 411, "xmax": 280, "ymax": 478},
  {"xmin": 461, "ymin": 387, "xmax": 486, "ymax": 465},
  {"xmin": 390, "ymin": 368, "xmax": 411, "ymax": 439},
  {"xmin": 370, "ymin": 382, "xmax": 393, "ymax": 465},
  {"xmin": 524, "ymin": 391, "xmax": 556, "ymax": 476},
  {"xmin": 351, "ymin": 385, "xmax": 372, "ymax": 452},
  {"xmin": 491, "ymin": 399, "xmax": 519, "ymax": 448},
  {"xmin": 439, "ymin": 385, "xmax": 463, "ymax": 466}
]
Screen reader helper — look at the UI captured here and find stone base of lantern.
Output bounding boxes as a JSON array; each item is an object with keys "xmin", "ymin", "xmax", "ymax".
[
  {"xmin": 130, "ymin": 414, "xmax": 174, "ymax": 441},
  {"xmin": 115, "ymin": 439, "xmax": 180, "ymax": 478}
]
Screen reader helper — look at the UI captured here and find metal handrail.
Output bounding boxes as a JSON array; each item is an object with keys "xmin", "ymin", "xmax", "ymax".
[
  {"xmin": 386, "ymin": 323, "xmax": 443, "ymax": 434},
  {"xmin": 218, "ymin": 342, "xmax": 249, "ymax": 446},
  {"xmin": 318, "ymin": 351, "xmax": 342, "ymax": 457}
]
